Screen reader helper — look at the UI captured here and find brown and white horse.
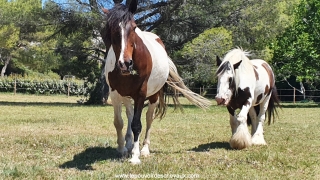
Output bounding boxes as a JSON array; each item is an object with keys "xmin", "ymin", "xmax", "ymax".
[
  {"xmin": 102, "ymin": 1, "xmax": 211, "ymax": 164},
  {"xmin": 215, "ymin": 47, "xmax": 280, "ymax": 150}
]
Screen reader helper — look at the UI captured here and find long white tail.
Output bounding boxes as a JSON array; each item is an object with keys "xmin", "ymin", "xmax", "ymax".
[{"xmin": 166, "ymin": 58, "xmax": 212, "ymax": 109}]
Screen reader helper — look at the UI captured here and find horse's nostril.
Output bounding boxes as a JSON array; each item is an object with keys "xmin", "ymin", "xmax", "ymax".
[
  {"xmin": 215, "ymin": 97, "xmax": 225, "ymax": 105},
  {"xmin": 119, "ymin": 62, "xmax": 124, "ymax": 68},
  {"xmin": 124, "ymin": 60, "xmax": 133, "ymax": 69}
]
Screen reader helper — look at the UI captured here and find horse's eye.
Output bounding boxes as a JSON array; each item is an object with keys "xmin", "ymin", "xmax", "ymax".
[{"xmin": 228, "ymin": 77, "xmax": 232, "ymax": 84}]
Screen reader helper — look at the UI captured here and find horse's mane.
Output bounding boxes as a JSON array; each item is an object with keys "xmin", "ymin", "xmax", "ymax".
[
  {"xmin": 106, "ymin": 4, "xmax": 134, "ymax": 31},
  {"xmin": 216, "ymin": 47, "xmax": 254, "ymax": 93}
]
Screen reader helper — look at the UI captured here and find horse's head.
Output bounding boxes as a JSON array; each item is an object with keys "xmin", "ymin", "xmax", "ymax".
[
  {"xmin": 104, "ymin": 0, "xmax": 138, "ymax": 75},
  {"xmin": 215, "ymin": 56, "xmax": 242, "ymax": 105}
]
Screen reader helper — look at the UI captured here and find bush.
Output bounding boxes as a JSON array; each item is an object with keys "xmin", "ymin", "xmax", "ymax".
[{"xmin": 0, "ymin": 77, "xmax": 88, "ymax": 96}]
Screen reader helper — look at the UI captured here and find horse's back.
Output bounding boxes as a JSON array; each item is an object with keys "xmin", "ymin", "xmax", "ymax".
[{"xmin": 250, "ymin": 59, "xmax": 275, "ymax": 105}]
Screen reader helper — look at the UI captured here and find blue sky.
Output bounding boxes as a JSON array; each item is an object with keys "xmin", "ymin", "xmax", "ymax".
[{"xmin": 42, "ymin": 0, "xmax": 115, "ymax": 7}]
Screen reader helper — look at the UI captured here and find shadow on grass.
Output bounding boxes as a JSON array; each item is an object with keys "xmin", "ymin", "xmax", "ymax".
[
  {"xmin": 59, "ymin": 146, "xmax": 121, "ymax": 171},
  {"xmin": 190, "ymin": 141, "xmax": 232, "ymax": 151}
]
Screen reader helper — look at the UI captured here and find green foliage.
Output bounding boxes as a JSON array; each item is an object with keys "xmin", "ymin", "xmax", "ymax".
[
  {"xmin": 272, "ymin": 0, "xmax": 320, "ymax": 87},
  {"xmin": 0, "ymin": 24, "xmax": 19, "ymax": 49},
  {"xmin": 0, "ymin": 76, "xmax": 88, "ymax": 96},
  {"xmin": 227, "ymin": 0, "xmax": 299, "ymax": 61},
  {"xmin": 174, "ymin": 27, "xmax": 233, "ymax": 87}
]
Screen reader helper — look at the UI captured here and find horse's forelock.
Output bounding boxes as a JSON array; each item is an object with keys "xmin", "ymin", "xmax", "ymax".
[
  {"xmin": 216, "ymin": 61, "xmax": 230, "ymax": 76},
  {"xmin": 221, "ymin": 47, "xmax": 253, "ymax": 93},
  {"xmin": 106, "ymin": 4, "xmax": 135, "ymax": 32}
]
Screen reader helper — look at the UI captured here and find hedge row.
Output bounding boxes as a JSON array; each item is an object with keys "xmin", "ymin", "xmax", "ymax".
[{"xmin": 0, "ymin": 79, "xmax": 89, "ymax": 96}]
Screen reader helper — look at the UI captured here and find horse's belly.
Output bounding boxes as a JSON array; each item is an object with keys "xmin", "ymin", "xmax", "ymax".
[{"xmin": 146, "ymin": 58, "xmax": 169, "ymax": 97}]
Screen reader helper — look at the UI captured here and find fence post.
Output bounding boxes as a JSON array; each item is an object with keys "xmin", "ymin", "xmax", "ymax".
[
  {"xmin": 67, "ymin": 82, "xmax": 70, "ymax": 97},
  {"xmin": 14, "ymin": 77, "xmax": 16, "ymax": 95},
  {"xmin": 293, "ymin": 87, "xmax": 296, "ymax": 104}
]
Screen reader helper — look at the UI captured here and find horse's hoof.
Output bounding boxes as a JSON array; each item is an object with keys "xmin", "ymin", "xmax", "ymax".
[
  {"xmin": 129, "ymin": 157, "xmax": 141, "ymax": 164},
  {"xmin": 141, "ymin": 150, "xmax": 150, "ymax": 157},
  {"xmin": 230, "ymin": 124, "xmax": 252, "ymax": 150},
  {"xmin": 117, "ymin": 147, "xmax": 129, "ymax": 157},
  {"xmin": 140, "ymin": 145, "xmax": 150, "ymax": 156},
  {"xmin": 230, "ymin": 138, "xmax": 252, "ymax": 150},
  {"xmin": 252, "ymin": 134, "xmax": 267, "ymax": 145},
  {"xmin": 125, "ymin": 144, "xmax": 133, "ymax": 153}
]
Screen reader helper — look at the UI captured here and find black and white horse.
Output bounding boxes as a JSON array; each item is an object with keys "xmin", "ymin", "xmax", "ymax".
[{"xmin": 215, "ymin": 47, "xmax": 281, "ymax": 149}]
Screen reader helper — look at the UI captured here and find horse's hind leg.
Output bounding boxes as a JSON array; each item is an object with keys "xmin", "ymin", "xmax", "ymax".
[
  {"xmin": 141, "ymin": 99, "xmax": 158, "ymax": 156},
  {"xmin": 252, "ymin": 98, "xmax": 270, "ymax": 145},
  {"xmin": 110, "ymin": 91, "xmax": 128, "ymax": 157},
  {"xmin": 249, "ymin": 107, "xmax": 258, "ymax": 135},
  {"xmin": 122, "ymin": 97, "xmax": 134, "ymax": 152}
]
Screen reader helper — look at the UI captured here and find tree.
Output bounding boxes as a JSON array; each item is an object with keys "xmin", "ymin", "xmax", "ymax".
[
  {"xmin": 222, "ymin": 0, "xmax": 300, "ymax": 61},
  {"xmin": 0, "ymin": 0, "xmax": 54, "ymax": 77},
  {"xmin": 272, "ymin": 0, "xmax": 320, "ymax": 89},
  {"xmin": 173, "ymin": 27, "xmax": 233, "ymax": 87}
]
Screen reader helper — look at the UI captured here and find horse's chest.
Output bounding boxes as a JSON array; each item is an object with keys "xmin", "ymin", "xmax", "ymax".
[{"xmin": 104, "ymin": 46, "xmax": 168, "ymax": 98}]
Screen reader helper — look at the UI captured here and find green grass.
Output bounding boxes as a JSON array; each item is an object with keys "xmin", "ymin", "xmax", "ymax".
[{"xmin": 0, "ymin": 93, "xmax": 319, "ymax": 179}]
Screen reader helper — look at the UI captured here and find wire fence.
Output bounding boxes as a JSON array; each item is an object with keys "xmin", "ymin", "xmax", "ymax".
[
  {"xmin": 190, "ymin": 87, "xmax": 320, "ymax": 103},
  {"xmin": 0, "ymin": 80, "xmax": 88, "ymax": 97},
  {"xmin": 1, "ymin": 85, "xmax": 319, "ymax": 103}
]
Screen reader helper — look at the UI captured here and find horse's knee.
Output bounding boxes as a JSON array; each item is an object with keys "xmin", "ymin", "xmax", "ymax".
[
  {"xmin": 114, "ymin": 119, "xmax": 123, "ymax": 129},
  {"xmin": 237, "ymin": 115, "xmax": 247, "ymax": 123}
]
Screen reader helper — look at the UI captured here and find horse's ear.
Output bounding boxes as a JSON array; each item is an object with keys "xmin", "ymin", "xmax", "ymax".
[
  {"xmin": 216, "ymin": 56, "xmax": 222, "ymax": 66},
  {"xmin": 233, "ymin": 60, "xmax": 242, "ymax": 70},
  {"xmin": 128, "ymin": 0, "xmax": 137, "ymax": 13},
  {"xmin": 102, "ymin": 8, "xmax": 109, "ymax": 14}
]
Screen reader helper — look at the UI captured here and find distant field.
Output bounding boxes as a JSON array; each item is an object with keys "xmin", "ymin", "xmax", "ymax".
[{"xmin": 0, "ymin": 93, "xmax": 319, "ymax": 179}]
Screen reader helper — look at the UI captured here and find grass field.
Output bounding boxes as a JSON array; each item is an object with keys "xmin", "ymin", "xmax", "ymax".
[{"xmin": 0, "ymin": 93, "xmax": 319, "ymax": 179}]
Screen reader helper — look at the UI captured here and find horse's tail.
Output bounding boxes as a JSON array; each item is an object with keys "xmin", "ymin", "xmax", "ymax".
[
  {"xmin": 154, "ymin": 87, "xmax": 167, "ymax": 120},
  {"xmin": 165, "ymin": 58, "xmax": 212, "ymax": 109},
  {"xmin": 267, "ymin": 86, "xmax": 281, "ymax": 125}
]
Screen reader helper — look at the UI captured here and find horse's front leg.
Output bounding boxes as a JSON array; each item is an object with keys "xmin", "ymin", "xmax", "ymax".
[
  {"xmin": 122, "ymin": 97, "xmax": 134, "ymax": 152},
  {"xmin": 129, "ymin": 96, "xmax": 145, "ymax": 164},
  {"xmin": 230, "ymin": 98, "xmax": 253, "ymax": 150},
  {"xmin": 227, "ymin": 106, "xmax": 238, "ymax": 135},
  {"xmin": 109, "ymin": 91, "xmax": 128, "ymax": 157}
]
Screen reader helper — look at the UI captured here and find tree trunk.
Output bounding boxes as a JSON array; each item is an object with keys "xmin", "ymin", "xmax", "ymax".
[{"xmin": 1, "ymin": 55, "xmax": 10, "ymax": 77}]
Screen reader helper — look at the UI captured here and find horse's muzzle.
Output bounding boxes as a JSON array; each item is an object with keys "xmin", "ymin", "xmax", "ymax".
[
  {"xmin": 118, "ymin": 60, "xmax": 133, "ymax": 74},
  {"xmin": 215, "ymin": 97, "xmax": 227, "ymax": 106}
]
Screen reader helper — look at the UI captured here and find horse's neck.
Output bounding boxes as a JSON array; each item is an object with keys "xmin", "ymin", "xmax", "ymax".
[{"xmin": 234, "ymin": 61, "xmax": 255, "ymax": 89}]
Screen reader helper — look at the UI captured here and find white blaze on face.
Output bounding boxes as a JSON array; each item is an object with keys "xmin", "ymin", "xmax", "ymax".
[
  {"xmin": 119, "ymin": 22, "xmax": 126, "ymax": 64},
  {"xmin": 216, "ymin": 66, "xmax": 234, "ymax": 104}
]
